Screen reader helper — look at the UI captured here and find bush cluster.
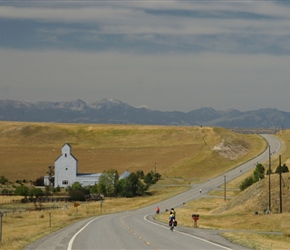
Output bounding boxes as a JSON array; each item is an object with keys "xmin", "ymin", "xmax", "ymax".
[
  {"xmin": 0, "ymin": 169, "xmax": 161, "ymax": 201},
  {"xmin": 240, "ymin": 162, "xmax": 289, "ymax": 191},
  {"xmin": 240, "ymin": 163, "xmax": 265, "ymax": 191},
  {"xmin": 66, "ymin": 169, "xmax": 161, "ymax": 200}
]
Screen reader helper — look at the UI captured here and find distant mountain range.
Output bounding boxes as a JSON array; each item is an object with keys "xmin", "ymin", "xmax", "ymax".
[{"xmin": 0, "ymin": 99, "xmax": 289, "ymax": 129}]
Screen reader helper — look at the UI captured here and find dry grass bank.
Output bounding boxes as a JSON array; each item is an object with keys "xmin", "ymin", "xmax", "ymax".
[
  {"xmin": 157, "ymin": 182, "xmax": 290, "ymax": 250},
  {"xmin": 156, "ymin": 131, "xmax": 290, "ymax": 250}
]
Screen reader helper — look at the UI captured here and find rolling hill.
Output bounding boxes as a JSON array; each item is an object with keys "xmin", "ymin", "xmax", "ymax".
[{"xmin": 0, "ymin": 121, "xmax": 266, "ymax": 182}]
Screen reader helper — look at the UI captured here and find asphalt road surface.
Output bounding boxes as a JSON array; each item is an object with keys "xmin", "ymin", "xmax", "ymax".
[{"xmin": 25, "ymin": 134, "xmax": 281, "ymax": 250}]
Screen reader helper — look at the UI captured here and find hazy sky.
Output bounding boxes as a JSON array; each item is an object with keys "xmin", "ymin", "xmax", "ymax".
[{"xmin": 1, "ymin": 1, "xmax": 290, "ymax": 112}]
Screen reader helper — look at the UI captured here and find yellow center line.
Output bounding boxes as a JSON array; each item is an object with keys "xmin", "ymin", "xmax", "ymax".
[{"xmin": 120, "ymin": 215, "xmax": 159, "ymax": 249}]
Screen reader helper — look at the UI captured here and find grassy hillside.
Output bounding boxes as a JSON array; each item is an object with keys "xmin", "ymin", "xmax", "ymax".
[
  {"xmin": 0, "ymin": 121, "xmax": 266, "ymax": 183},
  {"xmin": 156, "ymin": 129, "xmax": 290, "ymax": 249}
]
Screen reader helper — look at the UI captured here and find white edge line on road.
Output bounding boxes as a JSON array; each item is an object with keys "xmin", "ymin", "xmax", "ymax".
[
  {"xmin": 144, "ymin": 215, "xmax": 233, "ymax": 250},
  {"xmin": 67, "ymin": 216, "xmax": 103, "ymax": 250}
]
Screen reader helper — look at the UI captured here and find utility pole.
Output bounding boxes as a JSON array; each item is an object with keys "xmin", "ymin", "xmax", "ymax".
[
  {"xmin": 0, "ymin": 212, "xmax": 3, "ymax": 243},
  {"xmin": 224, "ymin": 175, "xmax": 226, "ymax": 202},
  {"xmin": 279, "ymin": 155, "xmax": 282, "ymax": 213},
  {"xmin": 268, "ymin": 145, "xmax": 271, "ymax": 212}
]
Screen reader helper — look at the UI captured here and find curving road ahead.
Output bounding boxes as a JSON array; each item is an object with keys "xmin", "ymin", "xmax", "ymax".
[{"xmin": 25, "ymin": 134, "xmax": 281, "ymax": 250}]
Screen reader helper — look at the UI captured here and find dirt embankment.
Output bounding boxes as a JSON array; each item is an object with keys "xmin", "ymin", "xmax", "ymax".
[{"xmin": 213, "ymin": 138, "xmax": 250, "ymax": 161}]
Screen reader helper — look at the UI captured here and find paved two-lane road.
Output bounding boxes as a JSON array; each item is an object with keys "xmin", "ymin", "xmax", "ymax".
[{"xmin": 25, "ymin": 134, "xmax": 281, "ymax": 250}]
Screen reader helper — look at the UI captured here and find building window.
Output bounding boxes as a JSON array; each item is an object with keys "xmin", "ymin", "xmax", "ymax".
[
  {"xmin": 62, "ymin": 180, "xmax": 68, "ymax": 185},
  {"xmin": 65, "ymin": 153, "xmax": 67, "ymax": 157},
  {"xmin": 66, "ymin": 168, "xmax": 68, "ymax": 170}
]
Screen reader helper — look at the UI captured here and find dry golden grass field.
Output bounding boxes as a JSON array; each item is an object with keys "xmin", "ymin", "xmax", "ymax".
[
  {"xmin": 0, "ymin": 121, "xmax": 266, "ymax": 182},
  {"xmin": 1, "ymin": 121, "xmax": 290, "ymax": 250}
]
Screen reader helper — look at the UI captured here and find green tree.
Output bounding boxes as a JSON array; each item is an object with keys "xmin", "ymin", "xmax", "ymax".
[
  {"xmin": 15, "ymin": 185, "xmax": 29, "ymax": 198},
  {"xmin": 68, "ymin": 182, "xmax": 90, "ymax": 201},
  {"xmin": 29, "ymin": 188, "xmax": 44, "ymax": 198},
  {"xmin": 117, "ymin": 173, "xmax": 148, "ymax": 197},
  {"xmin": 89, "ymin": 184, "xmax": 98, "ymax": 194},
  {"xmin": 275, "ymin": 163, "xmax": 289, "ymax": 174},
  {"xmin": 117, "ymin": 178, "xmax": 133, "ymax": 197},
  {"xmin": 253, "ymin": 163, "xmax": 265, "ymax": 182},
  {"xmin": 144, "ymin": 172, "xmax": 153, "ymax": 185},
  {"xmin": 144, "ymin": 171, "xmax": 161, "ymax": 185},
  {"xmin": 136, "ymin": 180, "xmax": 148, "ymax": 195},
  {"xmin": 136, "ymin": 170, "xmax": 145, "ymax": 179},
  {"xmin": 98, "ymin": 169, "xmax": 119, "ymax": 196},
  {"xmin": 98, "ymin": 182, "xmax": 107, "ymax": 196},
  {"xmin": 71, "ymin": 182, "xmax": 83, "ymax": 190},
  {"xmin": 126, "ymin": 172, "xmax": 139, "ymax": 196}
]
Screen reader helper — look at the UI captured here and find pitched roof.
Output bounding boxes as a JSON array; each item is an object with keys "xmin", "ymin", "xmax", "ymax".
[{"xmin": 119, "ymin": 170, "xmax": 131, "ymax": 180}]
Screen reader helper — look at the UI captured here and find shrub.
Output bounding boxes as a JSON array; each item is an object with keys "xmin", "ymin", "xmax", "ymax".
[
  {"xmin": 240, "ymin": 176, "xmax": 254, "ymax": 191},
  {"xmin": 0, "ymin": 175, "xmax": 8, "ymax": 184},
  {"xmin": 15, "ymin": 185, "xmax": 29, "ymax": 197},
  {"xmin": 1, "ymin": 188, "xmax": 10, "ymax": 195},
  {"xmin": 275, "ymin": 164, "xmax": 289, "ymax": 174},
  {"xmin": 35, "ymin": 176, "xmax": 44, "ymax": 186},
  {"xmin": 240, "ymin": 163, "xmax": 265, "ymax": 191},
  {"xmin": 69, "ymin": 189, "xmax": 86, "ymax": 201}
]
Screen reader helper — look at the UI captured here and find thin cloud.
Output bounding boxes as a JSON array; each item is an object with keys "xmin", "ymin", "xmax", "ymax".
[
  {"xmin": 0, "ymin": 1, "xmax": 290, "ymax": 112},
  {"xmin": 0, "ymin": 2, "xmax": 289, "ymax": 54}
]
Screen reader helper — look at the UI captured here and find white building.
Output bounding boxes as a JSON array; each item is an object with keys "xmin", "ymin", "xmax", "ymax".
[
  {"xmin": 44, "ymin": 143, "xmax": 130, "ymax": 188},
  {"xmin": 44, "ymin": 143, "xmax": 101, "ymax": 188}
]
